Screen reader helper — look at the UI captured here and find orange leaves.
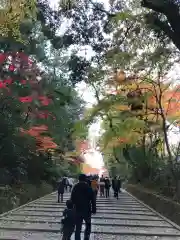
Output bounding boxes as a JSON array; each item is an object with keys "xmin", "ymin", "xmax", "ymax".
[
  {"xmin": 115, "ymin": 70, "xmax": 126, "ymax": 83},
  {"xmin": 163, "ymin": 89, "xmax": 180, "ymax": 116},
  {"xmin": 113, "ymin": 104, "xmax": 130, "ymax": 111},
  {"xmin": 21, "ymin": 125, "xmax": 48, "ymax": 136},
  {"xmin": 82, "ymin": 163, "xmax": 99, "ymax": 175},
  {"xmin": 75, "ymin": 139, "xmax": 90, "ymax": 153},
  {"xmin": 36, "ymin": 136, "xmax": 57, "ymax": 151},
  {"xmin": 30, "ymin": 125, "xmax": 48, "ymax": 132},
  {"xmin": 20, "ymin": 125, "xmax": 57, "ymax": 152}
]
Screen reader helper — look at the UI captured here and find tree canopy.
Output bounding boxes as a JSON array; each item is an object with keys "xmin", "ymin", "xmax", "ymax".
[{"xmin": 69, "ymin": 0, "xmax": 180, "ymax": 198}]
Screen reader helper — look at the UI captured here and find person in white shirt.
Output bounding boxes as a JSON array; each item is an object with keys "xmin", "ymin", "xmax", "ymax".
[{"xmin": 68, "ymin": 177, "xmax": 74, "ymax": 192}]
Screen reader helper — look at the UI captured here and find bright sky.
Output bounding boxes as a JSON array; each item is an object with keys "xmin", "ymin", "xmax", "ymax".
[{"xmin": 49, "ymin": 0, "xmax": 180, "ymax": 169}]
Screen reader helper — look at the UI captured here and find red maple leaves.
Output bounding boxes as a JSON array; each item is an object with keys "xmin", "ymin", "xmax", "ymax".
[
  {"xmin": 0, "ymin": 52, "xmax": 57, "ymax": 152},
  {"xmin": 20, "ymin": 125, "xmax": 57, "ymax": 151}
]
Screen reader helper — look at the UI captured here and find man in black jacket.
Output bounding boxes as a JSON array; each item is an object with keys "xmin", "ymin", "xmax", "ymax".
[
  {"xmin": 71, "ymin": 174, "xmax": 96, "ymax": 240},
  {"xmin": 57, "ymin": 179, "xmax": 64, "ymax": 203}
]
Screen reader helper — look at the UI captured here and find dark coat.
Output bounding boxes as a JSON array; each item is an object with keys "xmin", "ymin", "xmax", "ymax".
[
  {"xmin": 62, "ymin": 208, "xmax": 76, "ymax": 227},
  {"xmin": 117, "ymin": 179, "xmax": 121, "ymax": 189},
  {"xmin": 112, "ymin": 179, "xmax": 119, "ymax": 191},
  {"xmin": 71, "ymin": 181, "xmax": 96, "ymax": 214},
  {"xmin": 104, "ymin": 179, "xmax": 110, "ymax": 189},
  {"xmin": 58, "ymin": 181, "xmax": 64, "ymax": 194}
]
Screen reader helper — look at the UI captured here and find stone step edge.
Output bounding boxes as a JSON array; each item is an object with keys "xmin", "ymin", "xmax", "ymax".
[
  {"xmin": 26, "ymin": 206, "xmax": 147, "ymax": 210},
  {"xmin": 8, "ymin": 214, "xmax": 161, "ymax": 220},
  {"xmin": 12, "ymin": 212, "xmax": 156, "ymax": 217},
  {"xmin": 0, "ymin": 226, "xmax": 179, "ymax": 237},
  {"xmin": 35, "ymin": 203, "xmax": 142, "ymax": 206},
  {"xmin": 0, "ymin": 219, "xmax": 171, "ymax": 227},
  {"xmin": 0, "ymin": 238, "xmax": 18, "ymax": 240},
  {"xmin": 19, "ymin": 209, "xmax": 154, "ymax": 215}
]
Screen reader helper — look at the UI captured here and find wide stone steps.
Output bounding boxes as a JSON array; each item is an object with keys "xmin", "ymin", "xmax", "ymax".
[{"xmin": 0, "ymin": 190, "xmax": 180, "ymax": 239}]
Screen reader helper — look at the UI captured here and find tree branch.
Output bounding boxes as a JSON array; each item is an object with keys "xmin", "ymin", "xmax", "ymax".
[{"xmin": 88, "ymin": 0, "xmax": 116, "ymax": 17}]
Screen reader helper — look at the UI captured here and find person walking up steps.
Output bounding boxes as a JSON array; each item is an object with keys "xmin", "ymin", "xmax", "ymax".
[
  {"xmin": 91, "ymin": 176, "xmax": 99, "ymax": 199},
  {"xmin": 61, "ymin": 200, "xmax": 76, "ymax": 240},
  {"xmin": 118, "ymin": 176, "xmax": 122, "ymax": 193},
  {"xmin": 57, "ymin": 179, "xmax": 64, "ymax": 203},
  {"xmin": 112, "ymin": 176, "xmax": 119, "ymax": 199},
  {"xmin": 99, "ymin": 175, "xmax": 105, "ymax": 197},
  {"xmin": 71, "ymin": 174, "xmax": 96, "ymax": 240},
  {"xmin": 104, "ymin": 177, "xmax": 110, "ymax": 198},
  {"xmin": 68, "ymin": 177, "xmax": 74, "ymax": 192}
]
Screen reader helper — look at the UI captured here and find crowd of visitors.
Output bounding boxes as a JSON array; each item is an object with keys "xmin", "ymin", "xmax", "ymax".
[{"xmin": 57, "ymin": 174, "xmax": 122, "ymax": 240}]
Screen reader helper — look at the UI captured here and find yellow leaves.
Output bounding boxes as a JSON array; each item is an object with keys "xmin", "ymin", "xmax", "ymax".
[
  {"xmin": 106, "ymin": 133, "xmax": 140, "ymax": 149},
  {"xmin": 65, "ymin": 151, "xmax": 81, "ymax": 158},
  {"xmin": 106, "ymin": 137, "xmax": 125, "ymax": 148},
  {"xmin": 0, "ymin": 0, "xmax": 37, "ymax": 42},
  {"xmin": 113, "ymin": 104, "xmax": 130, "ymax": 111},
  {"xmin": 143, "ymin": 113, "xmax": 157, "ymax": 122},
  {"xmin": 126, "ymin": 83, "xmax": 138, "ymax": 91},
  {"xmin": 170, "ymin": 110, "xmax": 180, "ymax": 119}
]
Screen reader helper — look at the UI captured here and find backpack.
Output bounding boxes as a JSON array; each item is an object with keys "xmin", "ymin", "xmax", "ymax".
[{"xmin": 91, "ymin": 180, "xmax": 98, "ymax": 190}]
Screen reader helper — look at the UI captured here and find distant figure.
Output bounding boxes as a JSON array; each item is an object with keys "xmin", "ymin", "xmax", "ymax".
[
  {"xmin": 112, "ymin": 176, "xmax": 119, "ymax": 199},
  {"xmin": 58, "ymin": 179, "xmax": 65, "ymax": 203},
  {"xmin": 99, "ymin": 175, "xmax": 105, "ymax": 197},
  {"xmin": 91, "ymin": 177, "xmax": 99, "ymax": 199},
  {"xmin": 118, "ymin": 177, "xmax": 122, "ymax": 193},
  {"xmin": 64, "ymin": 177, "xmax": 68, "ymax": 192},
  {"xmin": 68, "ymin": 178, "xmax": 74, "ymax": 192},
  {"xmin": 61, "ymin": 200, "xmax": 76, "ymax": 240},
  {"xmin": 104, "ymin": 177, "xmax": 110, "ymax": 198},
  {"xmin": 71, "ymin": 174, "xmax": 96, "ymax": 240}
]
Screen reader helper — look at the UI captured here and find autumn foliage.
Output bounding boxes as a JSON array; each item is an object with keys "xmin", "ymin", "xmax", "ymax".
[
  {"xmin": 108, "ymin": 72, "xmax": 180, "ymax": 125},
  {"xmin": 0, "ymin": 51, "xmax": 57, "ymax": 152}
]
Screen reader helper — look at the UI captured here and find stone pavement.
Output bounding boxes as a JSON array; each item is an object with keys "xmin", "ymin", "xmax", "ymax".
[{"xmin": 0, "ymin": 190, "xmax": 180, "ymax": 239}]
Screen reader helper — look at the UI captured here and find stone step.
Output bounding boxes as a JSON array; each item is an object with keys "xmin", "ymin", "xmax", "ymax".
[
  {"xmin": 33, "ymin": 202, "xmax": 143, "ymax": 208},
  {"xmin": 83, "ymin": 234, "xmax": 180, "ymax": 240},
  {"xmin": 47, "ymin": 199, "xmax": 137, "ymax": 202},
  {"xmin": 0, "ymin": 191, "xmax": 179, "ymax": 240},
  {"xmin": 0, "ymin": 217, "xmax": 173, "ymax": 227},
  {"xmin": 45, "ymin": 198, "xmax": 135, "ymax": 202},
  {"xmin": 0, "ymin": 224, "xmax": 180, "ymax": 237},
  {"xmin": 9, "ymin": 211, "xmax": 162, "ymax": 220},
  {"xmin": 0, "ymin": 232, "xmax": 179, "ymax": 240},
  {"xmin": 41, "ymin": 194, "xmax": 133, "ymax": 199},
  {"xmin": 20, "ymin": 207, "xmax": 154, "ymax": 216},
  {"xmin": 37, "ymin": 200, "xmax": 141, "ymax": 205},
  {"xmin": 34, "ymin": 201, "xmax": 141, "ymax": 207},
  {"xmin": 15, "ymin": 208, "xmax": 155, "ymax": 217},
  {"xmin": 39, "ymin": 196, "xmax": 136, "ymax": 200},
  {"xmin": 0, "ymin": 221, "xmax": 180, "ymax": 236},
  {"xmin": 92, "ymin": 214, "xmax": 162, "ymax": 220},
  {"xmin": 1, "ymin": 215, "xmax": 165, "ymax": 224},
  {"xmin": 26, "ymin": 205, "xmax": 149, "ymax": 211}
]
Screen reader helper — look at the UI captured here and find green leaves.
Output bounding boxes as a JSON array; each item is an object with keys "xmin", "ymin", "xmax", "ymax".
[
  {"xmin": 114, "ymin": 11, "xmax": 134, "ymax": 22},
  {"xmin": 73, "ymin": 120, "xmax": 88, "ymax": 140}
]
